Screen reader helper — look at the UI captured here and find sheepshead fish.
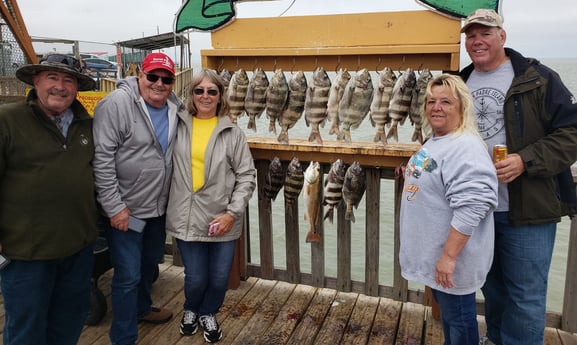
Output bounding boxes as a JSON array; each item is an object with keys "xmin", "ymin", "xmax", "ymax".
[
  {"xmin": 245, "ymin": 68, "xmax": 269, "ymax": 132},
  {"xmin": 265, "ymin": 69, "xmax": 289, "ymax": 134},
  {"xmin": 304, "ymin": 67, "xmax": 332, "ymax": 145},
  {"xmin": 278, "ymin": 71, "xmax": 307, "ymax": 145},
  {"xmin": 303, "ymin": 161, "xmax": 322, "ymax": 243},
  {"xmin": 370, "ymin": 67, "xmax": 396, "ymax": 145},
  {"xmin": 323, "ymin": 159, "xmax": 346, "ymax": 224},
  {"xmin": 337, "ymin": 68, "xmax": 374, "ymax": 144},
  {"xmin": 284, "ymin": 157, "xmax": 304, "ymax": 207},
  {"xmin": 263, "ymin": 156, "xmax": 284, "ymax": 201},
  {"xmin": 409, "ymin": 69, "xmax": 433, "ymax": 144},
  {"xmin": 327, "ymin": 69, "xmax": 351, "ymax": 136},
  {"xmin": 342, "ymin": 161, "xmax": 366, "ymax": 223},
  {"xmin": 387, "ymin": 68, "xmax": 416, "ymax": 142},
  {"xmin": 227, "ymin": 68, "xmax": 249, "ymax": 124},
  {"xmin": 219, "ymin": 69, "xmax": 232, "ymax": 95}
]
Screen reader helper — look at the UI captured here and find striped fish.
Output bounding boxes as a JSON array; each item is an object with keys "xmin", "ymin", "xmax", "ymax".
[
  {"xmin": 265, "ymin": 69, "xmax": 289, "ymax": 134},
  {"xmin": 219, "ymin": 69, "xmax": 232, "ymax": 95},
  {"xmin": 284, "ymin": 157, "xmax": 304, "ymax": 208},
  {"xmin": 278, "ymin": 71, "xmax": 307, "ymax": 145},
  {"xmin": 409, "ymin": 69, "xmax": 433, "ymax": 144},
  {"xmin": 245, "ymin": 68, "xmax": 269, "ymax": 132},
  {"xmin": 304, "ymin": 67, "xmax": 332, "ymax": 145},
  {"xmin": 323, "ymin": 159, "xmax": 346, "ymax": 224},
  {"xmin": 342, "ymin": 161, "xmax": 366, "ymax": 223},
  {"xmin": 327, "ymin": 68, "xmax": 351, "ymax": 136},
  {"xmin": 369, "ymin": 67, "xmax": 396, "ymax": 145},
  {"xmin": 227, "ymin": 68, "xmax": 249, "ymax": 124},
  {"xmin": 337, "ymin": 68, "xmax": 374, "ymax": 144},
  {"xmin": 263, "ymin": 156, "xmax": 284, "ymax": 201},
  {"xmin": 387, "ymin": 68, "xmax": 416, "ymax": 142}
]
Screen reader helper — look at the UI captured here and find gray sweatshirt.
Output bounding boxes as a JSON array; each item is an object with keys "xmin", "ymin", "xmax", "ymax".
[{"xmin": 400, "ymin": 131, "xmax": 498, "ymax": 295}]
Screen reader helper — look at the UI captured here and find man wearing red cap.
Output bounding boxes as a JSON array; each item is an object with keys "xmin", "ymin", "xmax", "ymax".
[{"xmin": 93, "ymin": 52, "xmax": 187, "ymax": 345}]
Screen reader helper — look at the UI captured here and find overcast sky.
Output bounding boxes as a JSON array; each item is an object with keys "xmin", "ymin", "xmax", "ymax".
[{"xmin": 16, "ymin": 0, "xmax": 577, "ymax": 60}]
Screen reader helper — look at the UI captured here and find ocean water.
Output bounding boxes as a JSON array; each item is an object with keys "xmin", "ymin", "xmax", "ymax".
[{"xmin": 223, "ymin": 57, "xmax": 577, "ymax": 313}]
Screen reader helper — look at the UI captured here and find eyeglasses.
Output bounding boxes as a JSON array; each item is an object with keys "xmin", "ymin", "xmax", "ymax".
[
  {"xmin": 143, "ymin": 72, "xmax": 174, "ymax": 85},
  {"xmin": 193, "ymin": 88, "xmax": 219, "ymax": 96},
  {"xmin": 40, "ymin": 54, "xmax": 82, "ymax": 73}
]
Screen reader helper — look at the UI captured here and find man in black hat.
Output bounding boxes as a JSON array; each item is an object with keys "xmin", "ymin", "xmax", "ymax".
[{"xmin": 0, "ymin": 53, "xmax": 98, "ymax": 345}]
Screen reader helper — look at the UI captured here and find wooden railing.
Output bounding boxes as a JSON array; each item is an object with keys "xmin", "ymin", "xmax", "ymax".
[
  {"xmin": 241, "ymin": 137, "xmax": 577, "ymax": 332},
  {"xmin": 0, "ymin": 76, "xmax": 27, "ymax": 103}
]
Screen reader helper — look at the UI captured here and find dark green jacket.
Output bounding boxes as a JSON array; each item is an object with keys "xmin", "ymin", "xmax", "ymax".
[
  {"xmin": 0, "ymin": 90, "xmax": 98, "ymax": 260},
  {"xmin": 461, "ymin": 48, "xmax": 577, "ymax": 225}
]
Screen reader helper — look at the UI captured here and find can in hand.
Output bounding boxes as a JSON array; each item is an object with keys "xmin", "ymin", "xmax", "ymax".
[{"xmin": 493, "ymin": 144, "xmax": 508, "ymax": 163}]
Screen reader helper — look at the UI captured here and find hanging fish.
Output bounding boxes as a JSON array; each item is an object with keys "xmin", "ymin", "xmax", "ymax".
[
  {"xmin": 284, "ymin": 157, "xmax": 304, "ymax": 208},
  {"xmin": 263, "ymin": 156, "xmax": 284, "ymax": 201},
  {"xmin": 227, "ymin": 68, "xmax": 249, "ymax": 124},
  {"xmin": 337, "ymin": 68, "xmax": 374, "ymax": 144},
  {"xmin": 304, "ymin": 67, "xmax": 332, "ymax": 145},
  {"xmin": 342, "ymin": 161, "xmax": 366, "ymax": 223},
  {"xmin": 303, "ymin": 161, "xmax": 322, "ymax": 243},
  {"xmin": 369, "ymin": 67, "xmax": 396, "ymax": 145},
  {"xmin": 219, "ymin": 69, "xmax": 232, "ymax": 95},
  {"xmin": 326, "ymin": 68, "xmax": 351, "ymax": 136},
  {"xmin": 278, "ymin": 71, "xmax": 307, "ymax": 145},
  {"xmin": 265, "ymin": 69, "xmax": 289, "ymax": 134},
  {"xmin": 409, "ymin": 69, "xmax": 433, "ymax": 144},
  {"xmin": 387, "ymin": 68, "xmax": 416, "ymax": 142},
  {"xmin": 323, "ymin": 159, "xmax": 346, "ymax": 224},
  {"xmin": 245, "ymin": 68, "xmax": 269, "ymax": 132}
]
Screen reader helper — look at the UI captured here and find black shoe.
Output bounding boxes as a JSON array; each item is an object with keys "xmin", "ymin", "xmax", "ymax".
[
  {"xmin": 180, "ymin": 310, "xmax": 198, "ymax": 336},
  {"xmin": 199, "ymin": 314, "xmax": 223, "ymax": 343}
]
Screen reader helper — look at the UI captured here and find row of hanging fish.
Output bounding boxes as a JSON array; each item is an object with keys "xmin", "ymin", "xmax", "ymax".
[
  {"xmin": 219, "ymin": 67, "xmax": 433, "ymax": 145},
  {"xmin": 263, "ymin": 157, "xmax": 366, "ymax": 243}
]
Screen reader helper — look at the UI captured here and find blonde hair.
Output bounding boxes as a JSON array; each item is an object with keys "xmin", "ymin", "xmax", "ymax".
[
  {"xmin": 421, "ymin": 73, "xmax": 482, "ymax": 140},
  {"xmin": 186, "ymin": 68, "xmax": 230, "ymax": 117}
]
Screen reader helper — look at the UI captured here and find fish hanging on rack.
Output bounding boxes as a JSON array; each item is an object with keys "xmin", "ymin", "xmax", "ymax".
[
  {"xmin": 219, "ymin": 69, "xmax": 232, "ymax": 95},
  {"xmin": 263, "ymin": 156, "xmax": 284, "ymax": 201},
  {"xmin": 323, "ymin": 159, "xmax": 346, "ymax": 224},
  {"xmin": 303, "ymin": 161, "xmax": 322, "ymax": 243},
  {"xmin": 227, "ymin": 68, "xmax": 249, "ymax": 124},
  {"xmin": 409, "ymin": 68, "xmax": 433, "ymax": 144},
  {"xmin": 327, "ymin": 68, "xmax": 351, "ymax": 137},
  {"xmin": 245, "ymin": 68, "xmax": 269, "ymax": 132},
  {"xmin": 369, "ymin": 67, "xmax": 396, "ymax": 145},
  {"xmin": 277, "ymin": 71, "xmax": 307, "ymax": 145},
  {"xmin": 387, "ymin": 68, "xmax": 416, "ymax": 142},
  {"xmin": 284, "ymin": 157, "xmax": 304, "ymax": 208},
  {"xmin": 304, "ymin": 67, "xmax": 332, "ymax": 145},
  {"xmin": 337, "ymin": 68, "xmax": 374, "ymax": 144},
  {"xmin": 342, "ymin": 161, "xmax": 366, "ymax": 223},
  {"xmin": 265, "ymin": 69, "xmax": 289, "ymax": 134}
]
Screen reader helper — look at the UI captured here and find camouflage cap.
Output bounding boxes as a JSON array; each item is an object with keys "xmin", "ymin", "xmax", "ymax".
[{"xmin": 461, "ymin": 9, "xmax": 504, "ymax": 33}]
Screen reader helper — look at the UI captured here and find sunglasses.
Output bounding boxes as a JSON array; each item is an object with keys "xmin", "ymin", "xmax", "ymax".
[
  {"xmin": 40, "ymin": 54, "xmax": 82, "ymax": 72},
  {"xmin": 193, "ymin": 88, "xmax": 219, "ymax": 96},
  {"xmin": 143, "ymin": 72, "xmax": 174, "ymax": 85}
]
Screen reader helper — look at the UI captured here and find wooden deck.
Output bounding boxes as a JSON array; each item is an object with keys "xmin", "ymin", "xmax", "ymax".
[{"xmin": 2, "ymin": 259, "xmax": 575, "ymax": 345}]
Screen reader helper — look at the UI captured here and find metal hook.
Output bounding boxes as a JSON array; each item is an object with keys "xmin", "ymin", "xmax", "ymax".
[
  {"xmin": 417, "ymin": 54, "xmax": 425, "ymax": 73},
  {"xmin": 273, "ymin": 58, "xmax": 277, "ymax": 72},
  {"xmin": 235, "ymin": 56, "xmax": 240, "ymax": 69},
  {"xmin": 291, "ymin": 57, "xmax": 296, "ymax": 74},
  {"xmin": 375, "ymin": 56, "xmax": 382, "ymax": 73},
  {"xmin": 314, "ymin": 56, "xmax": 319, "ymax": 70},
  {"xmin": 218, "ymin": 58, "xmax": 224, "ymax": 73},
  {"xmin": 252, "ymin": 58, "xmax": 258, "ymax": 72},
  {"xmin": 335, "ymin": 56, "xmax": 341, "ymax": 73},
  {"xmin": 398, "ymin": 55, "xmax": 406, "ymax": 74},
  {"xmin": 357, "ymin": 55, "xmax": 361, "ymax": 72}
]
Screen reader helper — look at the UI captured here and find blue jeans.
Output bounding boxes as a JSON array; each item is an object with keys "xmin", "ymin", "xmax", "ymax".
[
  {"xmin": 176, "ymin": 239, "xmax": 236, "ymax": 315},
  {"xmin": 104, "ymin": 215, "xmax": 166, "ymax": 345},
  {"xmin": 432, "ymin": 289, "xmax": 479, "ymax": 345},
  {"xmin": 482, "ymin": 212, "xmax": 556, "ymax": 345},
  {"xmin": 1, "ymin": 244, "xmax": 94, "ymax": 345}
]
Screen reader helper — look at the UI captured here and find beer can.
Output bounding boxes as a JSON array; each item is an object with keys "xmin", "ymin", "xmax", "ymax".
[{"xmin": 493, "ymin": 144, "xmax": 508, "ymax": 163}]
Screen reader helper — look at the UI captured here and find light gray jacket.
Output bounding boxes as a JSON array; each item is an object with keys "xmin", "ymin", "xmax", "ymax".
[
  {"xmin": 166, "ymin": 114, "xmax": 256, "ymax": 242},
  {"xmin": 93, "ymin": 77, "xmax": 185, "ymax": 218}
]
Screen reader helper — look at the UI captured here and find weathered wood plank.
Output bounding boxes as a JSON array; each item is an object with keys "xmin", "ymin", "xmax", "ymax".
[
  {"xmin": 286, "ymin": 288, "xmax": 337, "ymax": 345},
  {"xmin": 257, "ymin": 284, "xmax": 317, "ymax": 345},
  {"xmin": 365, "ymin": 168, "xmax": 381, "ymax": 296},
  {"xmin": 558, "ymin": 328, "xmax": 577, "ymax": 345},
  {"xmin": 310, "ymin": 170, "xmax": 325, "ymax": 288},
  {"xmin": 545, "ymin": 327, "xmax": 562, "ymax": 345},
  {"xmin": 314, "ymin": 291, "xmax": 358, "ymax": 345},
  {"xmin": 396, "ymin": 302, "xmax": 425, "ymax": 345},
  {"xmin": 367, "ymin": 298, "xmax": 402, "ymax": 345},
  {"xmin": 336, "ymin": 200, "xmax": 352, "ymax": 292},
  {"xmin": 423, "ymin": 307, "xmax": 444, "ymax": 345},
  {"xmin": 340, "ymin": 294, "xmax": 380, "ymax": 345},
  {"xmin": 256, "ymin": 159, "xmax": 275, "ymax": 280}
]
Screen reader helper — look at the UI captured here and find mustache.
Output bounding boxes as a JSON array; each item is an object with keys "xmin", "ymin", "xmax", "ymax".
[{"xmin": 48, "ymin": 89, "xmax": 70, "ymax": 97}]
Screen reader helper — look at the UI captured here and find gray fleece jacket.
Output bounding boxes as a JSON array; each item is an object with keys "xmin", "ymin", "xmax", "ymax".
[
  {"xmin": 400, "ymin": 132, "xmax": 498, "ymax": 295},
  {"xmin": 93, "ymin": 77, "xmax": 186, "ymax": 218}
]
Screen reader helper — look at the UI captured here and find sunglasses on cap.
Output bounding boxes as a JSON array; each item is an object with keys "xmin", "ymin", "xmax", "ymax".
[
  {"xmin": 193, "ymin": 88, "xmax": 219, "ymax": 96},
  {"xmin": 143, "ymin": 72, "xmax": 174, "ymax": 85},
  {"xmin": 40, "ymin": 54, "xmax": 82, "ymax": 72}
]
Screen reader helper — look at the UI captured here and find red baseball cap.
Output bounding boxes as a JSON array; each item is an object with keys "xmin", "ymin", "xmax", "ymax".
[{"xmin": 142, "ymin": 53, "xmax": 175, "ymax": 75}]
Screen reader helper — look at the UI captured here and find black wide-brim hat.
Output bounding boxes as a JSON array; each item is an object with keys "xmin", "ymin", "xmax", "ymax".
[{"xmin": 16, "ymin": 53, "xmax": 96, "ymax": 91}]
